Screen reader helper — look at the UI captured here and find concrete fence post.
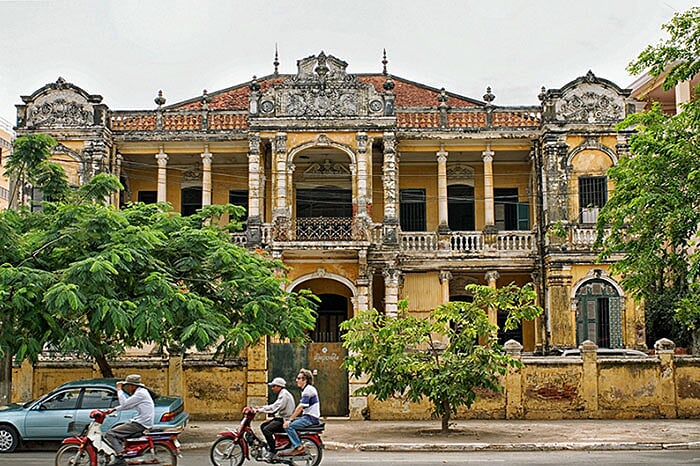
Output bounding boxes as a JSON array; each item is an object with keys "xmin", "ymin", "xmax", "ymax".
[
  {"xmin": 580, "ymin": 340, "xmax": 599, "ymax": 416},
  {"xmin": 654, "ymin": 338, "xmax": 677, "ymax": 418},
  {"xmin": 504, "ymin": 339, "xmax": 524, "ymax": 419},
  {"xmin": 168, "ymin": 356, "xmax": 183, "ymax": 397}
]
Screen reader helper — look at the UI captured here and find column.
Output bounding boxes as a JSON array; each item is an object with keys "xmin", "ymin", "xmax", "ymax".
[
  {"xmin": 271, "ymin": 133, "xmax": 290, "ymax": 240},
  {"xmin": 273, "ymin": 133, "xmax": 288, "ymax": 216},
  {"xmin": 382, "ymin": 132, "xmax": 399, "ymax": 245},
  {"xmin": 482, "ymin": 144, "xmax": 495, "ymax": 230},
  {"xmin": 155, "ymin": 147, "xmax": 168, "ymax": 203},
  {"xmin": 437, "ymin": 145, "xmax": 449, "ymax": 233},
  {"xmin": 356, "ymin": 132, "xmax": 370, "ymax": 216},
  {"xmin": 675, "ymin": 80, "xmax": 691, "ymax": 114},
  {"xmin": 383, "ymin": 268, "xmax": 402, "ymax": 318},
  {"xmin": 439, "ymin": 270, "xmax": 452, "ymax": 304},
  {"xmin": 113, "ymin": 153, "xmax": 123, "ymax": 206},
  {"xmin": 485, "ymin": 270, "xmax": 499, "ymax": 325},
  {"xmin": 246, "ymin": 133, "xmax": 263, "ymax": 245},
  {"xmin": 201, "ymin": 145, "xmax": 212, "ymax": 206}
]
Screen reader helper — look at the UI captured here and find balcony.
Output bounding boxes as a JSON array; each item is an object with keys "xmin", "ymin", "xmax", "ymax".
[{"xmin": 232, "ymin": 219, "xmax": 536, "ymax": 258}]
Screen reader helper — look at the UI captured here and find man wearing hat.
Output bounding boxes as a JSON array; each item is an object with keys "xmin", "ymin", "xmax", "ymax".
[
  {"xmin": 103, "ymin": 374, "xmax": 155, "ymax": 466},
  {"xmin": 254, "ymin": 377, "xmax": 295, "ymax": 460}
]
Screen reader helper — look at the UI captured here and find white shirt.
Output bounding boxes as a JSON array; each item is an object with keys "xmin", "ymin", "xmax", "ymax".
[
  {"xmin": 117, "ymin": 386, "xmax": 155, "ymax": 428},
  {"xmin": 258, "ymin": 388, "xmax": 296, "ymax": 421}
]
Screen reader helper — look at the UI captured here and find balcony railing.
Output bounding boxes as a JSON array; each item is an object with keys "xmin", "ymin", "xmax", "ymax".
[
  {"xmin": 294, "ymin": 217, "xmax": 353, "ymax": 241},
  {"xmin": 231, "ymin": 219, "xmax": 537, "ymax": 256}
]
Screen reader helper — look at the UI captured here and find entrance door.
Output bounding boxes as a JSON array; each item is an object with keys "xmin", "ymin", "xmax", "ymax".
[
  {"xmin": 268, "ymin": 293, "xmax": 349, "ymax": 416},
  {"xmin": 576, "ymin": 279, "xmax": 622, "ymax": 348}
]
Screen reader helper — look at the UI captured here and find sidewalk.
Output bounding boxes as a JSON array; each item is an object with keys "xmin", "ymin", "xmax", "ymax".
[{"xmin": 180, "ymin": 418, "xmax": 700, "ymax": 452}]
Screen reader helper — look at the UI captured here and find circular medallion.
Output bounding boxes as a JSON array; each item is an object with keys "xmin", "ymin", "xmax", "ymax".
[
  {"xmin": 369, "ymin": 99, "xmax": 383, "ymax": 112},
  {"xmin": 260, "ymin": 100, "xmax": 274, "ymax": 113}
]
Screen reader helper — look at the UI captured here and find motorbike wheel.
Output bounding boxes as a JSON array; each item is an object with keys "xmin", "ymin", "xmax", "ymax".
[
  {"xmin": 55, "ymin": 444, "xmax": 91, "ymax": 466},
  {"xmin": 150, "ymin": 444, "xmax": 177, "ymax": 466},
  {"xmin": 289, "ymin": 438, "xmax": 323, "ymax": 466},
  {"xmin": 210, "ymin": 437, "xmax": 244, "ymax": 466}
]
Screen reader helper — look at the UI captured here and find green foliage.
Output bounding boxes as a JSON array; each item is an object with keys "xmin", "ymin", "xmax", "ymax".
[
  {"xmin": 341, "ymin": 283, "xmax": 542, "ymax": 432},
  {"xmin": 0, "ymin": 137, "xmax": 318, "ymax": 374},
  {"xmin": 598, "ymin": 7, "xmax": 700, "ymax": 348},
  {"xmin": 627, "ymin": 6, "xmax": 700, "ymax": 90}
]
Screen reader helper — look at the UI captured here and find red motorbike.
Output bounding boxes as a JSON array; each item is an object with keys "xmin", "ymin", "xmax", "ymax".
[
  {"xmin": 55, "ymin": 409, "xmax": 181, "ymax": 466},
  {"xmin": 210, "ymin": 407, "xmax": 324, "ymax": 466}
]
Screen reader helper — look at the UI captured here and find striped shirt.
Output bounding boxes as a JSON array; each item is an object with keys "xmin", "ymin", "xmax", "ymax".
[{"xmin": 299, "ymin": 384, "xmax": 321, "ymax": 421}]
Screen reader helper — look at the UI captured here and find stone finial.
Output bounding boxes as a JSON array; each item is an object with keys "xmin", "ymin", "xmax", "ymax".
[
  {"xmin": 579, "ymin": 340, "xmax": 598, "ymax": 352},
  {"xmin": 504, "ymin": 339, "xmax": 523, "ymax": 355},
  {"xmin": 315, "ymin": 51, "xmax": 329, "ymax": 77},
  {"xmin": 201, "ymin": 89, "xmax": 211, "ymax": 108},
  {"xmin": 585, "ymin": 70, "xmax": 596, "ymax": 82},
  {"xmin": 382, "ymin": 48, "xmax": 388, "ymax": 76},
  {"xmin": 249, "ymin": 76, "xmax": 261, "ymax": 92},
  {"xmin": 538, "ymin": 86, "xmax": 547, "ymax": 102},
  {"xmin": 483, "ymin": 86, "xmax": 495, "ymax": 104},
  {"xmin": 437, "ymin": 88, "xmax": 449, "ymax": 106},
  {"xmin": 273, "ymin": 44, "xmax": 280, "ymax": 75},
  {"xmin": 383, "ymin": 75, "xmax": 395, "ymax": 92},
  {"xmin": 154, "ymin": 90, "xmax": 166, "ymax": 108},
  {"xmin": 654, "ymin": 338, "xmax": 676, "ymax": 352}
]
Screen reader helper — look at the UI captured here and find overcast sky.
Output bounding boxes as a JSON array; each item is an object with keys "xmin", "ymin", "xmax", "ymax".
[{"xmin": 0, "ymin": 0, "xmax": 696, "ymax": 126}]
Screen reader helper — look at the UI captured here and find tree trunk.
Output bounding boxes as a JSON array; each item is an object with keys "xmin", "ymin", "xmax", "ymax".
[
  {"xmin": 441, "ymin": 400, "xmax": 451, "ymax": 434},
  {"xmin": 95, "ymin": 353, "xmax": 114, "ymax": 378},
  {"xmin": 692, "ymin": 328, "xmax": 700, "ymax": 356},
  {"xmin": 0, "ymin": 358, "xmax": 11, "ymax": 405}
]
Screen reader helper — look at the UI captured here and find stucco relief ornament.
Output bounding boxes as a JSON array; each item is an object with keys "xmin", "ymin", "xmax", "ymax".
[
  {"xmin": 28, "ymin": 97, "xmax": 93, "ymax": 127},
  {"xmin": 559, "ymin": 91, "xmax": 623, "ymax": 123},
  {"xmin": 259, "ymin": 51, "xmax": 384, "ymax": 118}
]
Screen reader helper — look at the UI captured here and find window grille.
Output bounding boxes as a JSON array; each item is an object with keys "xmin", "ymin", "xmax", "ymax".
[
  {"xmin": 138, "ymin": 190, "xmax": 157, "ymax": 204},
  {"xmin": 578, "ymin": 176, "xmax": 607, "ymax": 223},
  {"xmin": 181, "ymin": 186, "xmax": 202, "ymax": 216},
  {"xmin": 400, "ymin": 189, "xmax": 426, "ymax": 232}
]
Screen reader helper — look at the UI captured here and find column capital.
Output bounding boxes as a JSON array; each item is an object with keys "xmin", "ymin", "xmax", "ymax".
[
  {"xmin": 155, "ymin": 148, "xmax": 168, "ymax": 167},
  {"xmin": 439, "ymin": 270, "xmax": 453, "ymax": 284},
  {"xmin": 201, "ymin": 146, "xmax": 212, "ymax": 164},
  {"xmin": 482, "ymin": 143, "xmax": 494, "ymax": 162},
  {"xmin": 485, "ymin": 270, "xmax": 500, "ymax": 284},
  {"xmin": 436, "ymin": 145, "xmax": 448, "ymax": 163}
]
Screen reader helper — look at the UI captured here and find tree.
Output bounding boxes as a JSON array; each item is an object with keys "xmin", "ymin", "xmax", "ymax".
[
  {"xmin": 0, "ymin": 135, "xmax": 318, "ymax": 376},
  {"xmin": 597, "ymin": 7, "xmax": 700, "ymax": 351},
  {"xmin": 341, "ymin": 283, "xmax": 542, "ymax": 434}
]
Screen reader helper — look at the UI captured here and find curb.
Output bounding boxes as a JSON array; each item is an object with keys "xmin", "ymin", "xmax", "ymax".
[{"xmin": 182, "ymin": 440, "xmax": 700, "ymax": 452}]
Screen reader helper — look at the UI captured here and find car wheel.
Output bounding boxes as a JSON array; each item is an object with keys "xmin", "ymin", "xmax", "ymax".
[{"xmin": 0, "ymin": 424, "xmax": 20, "ymax": 453}]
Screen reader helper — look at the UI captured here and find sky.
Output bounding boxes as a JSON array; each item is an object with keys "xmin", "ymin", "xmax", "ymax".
[{"xmin": 0, "ymin": 0, "xmax": 696, "ymax": 126}]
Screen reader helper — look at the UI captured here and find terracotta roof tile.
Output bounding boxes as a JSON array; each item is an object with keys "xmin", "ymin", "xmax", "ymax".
[{"xmin": 169, "ymin": 75, "xmax": 482, "ymax": 112}]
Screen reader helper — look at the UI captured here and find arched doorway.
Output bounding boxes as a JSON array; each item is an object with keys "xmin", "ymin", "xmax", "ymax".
[
  {"xmin": 575, "ymin": 279, "xmax": 623, "ymax": 348},
  {"xmin": 268, "ymin": 276, "xmax": 352, "ymax": 416}
]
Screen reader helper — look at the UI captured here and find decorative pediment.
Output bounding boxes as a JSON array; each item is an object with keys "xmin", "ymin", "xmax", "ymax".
[
  {"xmin": 542, "ymin": 71, "xmax": 633, "ymax": 125},
  {"xmin": 256, "ymin": 52, "xmax": 386, "ymax": 118},
  {"xmin": 19, "ymin": 77, "xmax": 104, "ymax": 128}
]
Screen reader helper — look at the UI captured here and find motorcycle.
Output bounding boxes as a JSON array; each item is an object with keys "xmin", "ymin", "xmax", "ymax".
[
  {"xmin": 210, "ymin": 407, "xmax": 324, "ymax": 466},
  {"xmin": 55, "ymin": 409, "xmax": 181, "ymax": 466}
]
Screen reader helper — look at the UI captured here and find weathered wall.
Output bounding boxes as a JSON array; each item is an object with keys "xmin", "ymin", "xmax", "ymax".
[
  {"xmin": 356, "ymin": 342, "xmax": 700, "ymax": 421},
  {"xmin": 11, "ymin": 341, "xmax": 700, "ymax": 421}
]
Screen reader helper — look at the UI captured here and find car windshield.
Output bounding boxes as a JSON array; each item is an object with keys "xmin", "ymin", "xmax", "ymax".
[{"xmin": 22, "ymin": 399, "xmax": 37, "ymax": 408}]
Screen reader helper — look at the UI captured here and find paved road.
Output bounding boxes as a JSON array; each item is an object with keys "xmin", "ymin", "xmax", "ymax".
[{"xmin": 5, "ymin": 448, "xmax": 700, "ymax": 465}]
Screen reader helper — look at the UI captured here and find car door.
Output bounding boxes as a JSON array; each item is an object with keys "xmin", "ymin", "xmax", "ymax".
[
  {"xmin": 24, "ymin": 388, "xmax": 82, "ymax": 439},
  {"xmin": 76, "ymin": 387, "xmax": 121, "ymax": 432}
]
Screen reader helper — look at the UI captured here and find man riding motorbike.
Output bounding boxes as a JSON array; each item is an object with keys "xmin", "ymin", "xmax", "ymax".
[
  {"xmin": 103, "ymin": 374, "xmax": 155, "ymax": 466},
  {"xmin": 254, "ymin": 377, "xmax": 296, "ymax": 460},
  {"xmin": 281, "ymin": 369, "xmax": 321, "ymax": 457}
]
